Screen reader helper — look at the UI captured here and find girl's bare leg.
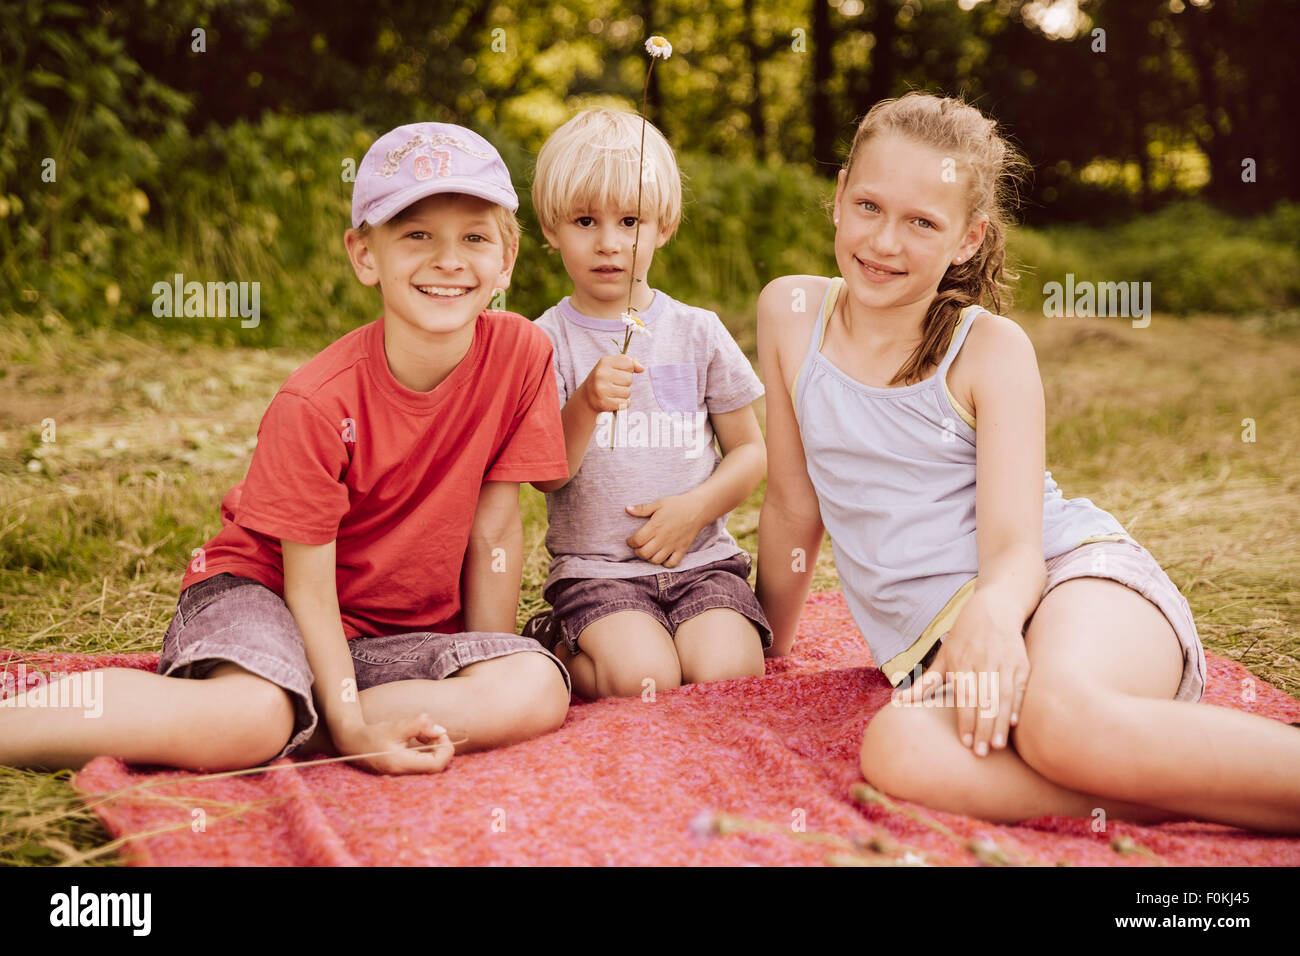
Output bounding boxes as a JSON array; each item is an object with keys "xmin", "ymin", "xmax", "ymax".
[
  {"xmin": 863, "ymin": 578, "xmax": 1300, "ymax": 832},
  {"xmin": 1012, "ymin": 578, "xmax": 1300, "ymax": 831},
  {"xmin": 861, "ymin": 692, "xmax": 1180, "ymax": 826},
  {"xmin": 0, "ymin": 663, "xmax": 295, "ymax": 772}
]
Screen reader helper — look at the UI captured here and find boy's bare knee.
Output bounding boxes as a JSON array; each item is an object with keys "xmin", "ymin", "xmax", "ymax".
[
  {"xmin": 203, "ymin": 670, "xmax": 295, "ymax": 769},
  {"xmin": 682, "ymin": 658, "xmax": 763, "ymax": 684},
  {"xmin": 681, "ymin": 641, "xmax": 765, "ymax": 684},
  {"xmin": 604, "ymin": 655, "xmax": 681, "ymax": 698},
  {"xmin": 502, "ymin": 651, "xmax": 570, "ymax": 734}
]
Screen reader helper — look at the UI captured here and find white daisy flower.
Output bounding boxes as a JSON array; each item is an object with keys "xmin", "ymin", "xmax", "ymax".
[
  {"xmin": 645, "ymin": 35, "xmax": 672, "ymax": 59},
  {"xmin": 621, "ymin": 310, "xmax": 651, "ymax": 336}
]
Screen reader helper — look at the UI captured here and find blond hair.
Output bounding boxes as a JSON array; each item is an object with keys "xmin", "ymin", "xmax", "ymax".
[
  {"xmin": 842, "ymin": 92, "xmax": 1029, "ymax": 386},
  {"xmin": 532, "ymin": 108, "xmax": 682, "ymax": 239}
]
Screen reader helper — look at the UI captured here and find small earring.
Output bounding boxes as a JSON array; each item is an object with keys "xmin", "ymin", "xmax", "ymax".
[{"xmin": 833, "ymin": 217, "xmax": 839, "ymax": 224}]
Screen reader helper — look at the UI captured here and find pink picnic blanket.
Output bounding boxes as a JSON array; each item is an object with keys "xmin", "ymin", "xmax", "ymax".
[{"xmin": 7, "ymin": 590, "xmax": 1298, "ymax": 865}]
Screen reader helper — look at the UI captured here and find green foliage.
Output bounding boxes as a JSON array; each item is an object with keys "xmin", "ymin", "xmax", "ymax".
[
  {"xmin": 142, "ymin": 112, "xmax": 374, "ymax": 348},
  {"xmin": 5, "ymin": 0, "xmax": 1297, "ymax": 341},
  {"xmin": 1010, "ymin": 202, "xmax": 1300, "ymax": 316},
  {"xmin": 3, "ymin": 0, "xmax": 1295, "ymax": 343},
  {"xmin": 656, "ymin": 153, "xmax": 837, "ymax": 311},
  {"xmin": 0, "ymin": 0, "xmax": 191, "ymax": 314},
  {"xmin": 6, "ymin": 86, "xmax": 1294, "ymax": 350}
]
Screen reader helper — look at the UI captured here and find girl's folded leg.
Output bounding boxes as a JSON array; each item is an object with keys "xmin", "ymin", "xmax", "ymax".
[
  {"xmin": 860, "ymin": 696, "xmax": 1180, "ymax": 826},
  {"xmin": 1013, "ymin": 577, "xmax": 1300, "ymax": 832}
]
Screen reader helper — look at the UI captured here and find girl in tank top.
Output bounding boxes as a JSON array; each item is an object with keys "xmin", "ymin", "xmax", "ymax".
[{"xmin": 754, "ymin": 92, "xmax": 1300, "ymax": 833}]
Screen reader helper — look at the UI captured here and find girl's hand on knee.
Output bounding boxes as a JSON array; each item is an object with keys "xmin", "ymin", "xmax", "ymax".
[
  {"xmin": 335, "ymin": 714, "xmax": 455, "ymax": 775},
  {"xmin": 927, "ymin": 599, "xmax": 1030, "ymax": 758}
]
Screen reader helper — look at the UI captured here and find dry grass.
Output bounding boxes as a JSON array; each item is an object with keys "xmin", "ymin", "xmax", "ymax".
[{"xmin": 1, "ymin": 306, "xmax": 1296, "ymax": 864}]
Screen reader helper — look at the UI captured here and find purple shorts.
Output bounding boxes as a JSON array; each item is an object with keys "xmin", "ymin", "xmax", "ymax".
[
  {"xmin": 158, "ymin": 573, "xmax": 571, "ymax": 761},
  {"xmin": 533, "ymin": 551, "xmax": 773, "ymax": 656}
]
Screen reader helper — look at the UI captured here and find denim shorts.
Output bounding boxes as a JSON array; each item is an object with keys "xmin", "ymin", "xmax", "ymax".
[
  {"xmin": 158, "ymin": 573, "xmax": 571, "ymax": 761},
  {"xmin": 534, "ymin": 551, "xmax": 773, "ymax": 656},
  {"xmin": 912, "ymin": 538, "xmax": 1207, "ymax": 703}
]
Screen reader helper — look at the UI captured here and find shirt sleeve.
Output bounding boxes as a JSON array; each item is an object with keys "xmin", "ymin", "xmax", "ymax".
[
  {"xmin": 484, "ymin": 330, "xmax": 570, "ymax": 482},
  {"xmin": 704, "ymin": 312, "xmax": 766, "ymax": 414},
  {"xmin": 534, "ymin": 310, "xmax": 570, "ymax": 405},
  {"xmin": 234, "ymin": 390, "xmax": 352, "ymax": 544}
]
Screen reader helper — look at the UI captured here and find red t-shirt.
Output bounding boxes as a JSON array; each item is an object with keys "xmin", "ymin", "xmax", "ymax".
[{"xmin": 181, "ymin": 310, "xmax": 569, "ymax": 639}]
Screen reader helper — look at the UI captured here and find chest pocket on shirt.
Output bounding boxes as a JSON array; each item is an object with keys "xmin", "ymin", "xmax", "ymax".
[{"xmin": 648, "ymin": 363, "xmax": 697, "ymax": 413}]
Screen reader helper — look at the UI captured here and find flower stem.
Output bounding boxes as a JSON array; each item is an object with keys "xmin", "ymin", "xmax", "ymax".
[{"xmin": 610, "ymin": 55, "xmax": 659, "ymax": 449}]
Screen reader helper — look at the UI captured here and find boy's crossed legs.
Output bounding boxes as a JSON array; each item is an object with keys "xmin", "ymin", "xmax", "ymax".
[
  {"xmin": 302, "ymin": 650, "xmax": 568, "ymax": 758},
  {"xmin": 1, "ymin": 574, "xmax": 569, "ymax": 772},
  {"xmin": 0, "ymin": 653, "xmax": 569, "ymax": 773}
]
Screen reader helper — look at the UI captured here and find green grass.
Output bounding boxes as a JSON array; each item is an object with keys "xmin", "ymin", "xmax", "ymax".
[{"xmin": 1, "ymin": 304, "xmax": 1297, "ymax": 865}]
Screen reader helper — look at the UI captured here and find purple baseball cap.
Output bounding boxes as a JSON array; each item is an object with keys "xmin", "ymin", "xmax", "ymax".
[{"xmin": 351, "ymin": 122, "xmax": 519, "ymax": 228}]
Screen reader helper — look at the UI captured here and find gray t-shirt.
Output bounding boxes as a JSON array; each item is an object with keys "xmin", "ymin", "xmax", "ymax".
[{"xmin": 534, "ymin": 289, "xmax": 765, "ymax": 591}]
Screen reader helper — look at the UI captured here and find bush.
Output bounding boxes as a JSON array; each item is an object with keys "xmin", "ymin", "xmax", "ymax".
[
  {"xmin": 0, "ymin": 1, "xmax": 191, "ymax": 321},
  {"xmin": 1010, "ymin": 201, "xmax": 1300, "ymax": 317}
]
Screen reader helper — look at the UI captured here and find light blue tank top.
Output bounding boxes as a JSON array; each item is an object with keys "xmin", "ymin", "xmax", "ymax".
[{"xmin": 792, "ymin": 277, "xmax": 1130, "ymax": 684}]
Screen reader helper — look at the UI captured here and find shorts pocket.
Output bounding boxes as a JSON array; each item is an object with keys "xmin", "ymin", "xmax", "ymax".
[
  {"xmin": 349, "ymin": 632, "xmax": 435, "ymax": 666},
  {"xmin": 648, "ymin": 364, "xmax": 698, "ymax": 413},
  {"xmin": 734, "ymin": 550, "xmax": 754, "ymax": 577}
]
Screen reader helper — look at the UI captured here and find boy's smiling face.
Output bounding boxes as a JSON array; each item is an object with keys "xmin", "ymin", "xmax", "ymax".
[
  {"xmin": 542, "ymin": 202, "xmax": 672, "ymax": 319},
  {"xmin": 345, "ymin": 192, "xmax": 517, "ymax": 339}
]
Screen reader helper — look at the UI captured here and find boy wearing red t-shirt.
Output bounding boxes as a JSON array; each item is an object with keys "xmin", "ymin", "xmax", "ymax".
[{"xmin": 2, "ymin": 124, "xmax": 572, "ymax": 775}]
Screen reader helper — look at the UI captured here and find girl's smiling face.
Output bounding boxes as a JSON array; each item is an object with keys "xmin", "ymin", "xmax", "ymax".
[{"xmin": 832, "ymin": 132, "xmax": 987, "ymax": 315}]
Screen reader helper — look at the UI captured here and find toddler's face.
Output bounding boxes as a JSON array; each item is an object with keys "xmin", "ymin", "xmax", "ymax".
[
  {"xmin": 832, "ymin": 132, "xmax": 986, "ymax": 314},
  {"xmin": 542, "ymin": 201, "xmax": 672, "ymax": 319},
  {"xmin": 345, "ymin": 192, "xmax": 516, "ymax": 339}
]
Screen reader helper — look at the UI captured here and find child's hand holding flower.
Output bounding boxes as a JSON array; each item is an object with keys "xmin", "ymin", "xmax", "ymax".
[{"xmin": 581, "ymin": 353, "xmax": 645, "ymax": 415}]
